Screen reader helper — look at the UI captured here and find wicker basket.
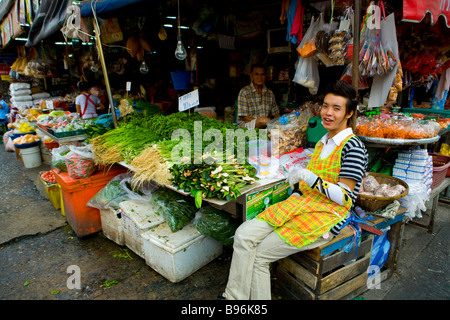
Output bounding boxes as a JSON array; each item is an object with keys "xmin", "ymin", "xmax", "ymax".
[
  {"xmin": 429, "ymin": 153, "xmax": 450, "ymax": 189},
  {"xmin": 356, "ymin": 172, "xmax": 409, "ymax": 212}
]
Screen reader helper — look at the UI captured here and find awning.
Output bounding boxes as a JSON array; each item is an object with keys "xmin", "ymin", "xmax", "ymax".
[
  {"xmin": 403, "ymin": 0, "xmax": 450, "ymax": 28},
  {"xmin": 25, "ymin": 0, "xmax": 71, "ymax": 47},
  {"xmin": 80, "ymin": 0, "xmax": 161, "ymax": 19}
]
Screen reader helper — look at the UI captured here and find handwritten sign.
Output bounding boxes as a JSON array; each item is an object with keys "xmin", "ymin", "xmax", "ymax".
[{"xmin": 178, "ymin": 89, "xmax": 199, "ymax": 112}]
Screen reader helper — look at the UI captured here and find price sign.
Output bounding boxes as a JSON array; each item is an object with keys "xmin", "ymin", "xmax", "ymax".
[
  {"xmin": 126, "ymin": 82, "xmax": 131, "ymax": 91},
  {"xmin": 178, "ymin": 89, "xmax": 199, "ymax": 112},
  {"xmin": 46, "ymin": 100, "xmax": 54, "ymax": 110}
]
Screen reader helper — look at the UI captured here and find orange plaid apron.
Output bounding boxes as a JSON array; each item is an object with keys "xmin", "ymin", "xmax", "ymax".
[{"xmin": 257, "ymin": 135, "xmax": 355, "ymax": 248}]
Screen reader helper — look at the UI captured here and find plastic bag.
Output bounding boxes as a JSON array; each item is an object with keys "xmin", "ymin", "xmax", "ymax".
[
  {"xmin": 370, "ymin": 232, "xmax": 391, "ymax": 270},
  {"xmin": 267, "ymin": 112, "xmax": 306, "ymax": 155},
  {"xmin": 293, "ymin": 56, "xmax": 320, "ymax": 94},
  {"xmin": 296, "ymin": 15, "xmax": 320, "ymax": 58},
  {"xmin": 87, "ymin": 173, "xmax": 154, "ymax": 210},
  {"xmin": 51, "ymin": 145, "xmax": 71, "ymax": 172},
  {"xmin": 152, "ymin": 189, "xmax": 197, "ymax": 232},
  {"xmin": 193, "ymin": 206, "xmax": 240, "ymax": 248},
  {"xmin": 65, "ymin": 145, "xmax": 97, "ymax": 179}
]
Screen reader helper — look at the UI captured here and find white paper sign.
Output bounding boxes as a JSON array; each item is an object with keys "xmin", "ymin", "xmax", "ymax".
[
  {"xmin": 46, "ymin": 100, "xmax": 54, "ymax": 110},
  {"xmin": 126, "ymin": 82, "xmax": 131, "ymax": 91},
  {"xmin": 178, "ymin": 89, "xmax": 199, "ymax": 112}
]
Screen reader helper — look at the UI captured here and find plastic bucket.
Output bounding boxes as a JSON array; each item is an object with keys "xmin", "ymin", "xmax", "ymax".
[
  {"xmin": 20, "ymin": 145, "xmax": 42, "ymax": 168},
  {"xmin": 170, "ymin": 71, "xmax": 191, "ymax": 90}
]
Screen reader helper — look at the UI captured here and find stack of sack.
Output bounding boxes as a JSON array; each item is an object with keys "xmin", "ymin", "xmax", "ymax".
[
  {"xmin": 392, "ymin": 148, "xmax": 433, "ymax": 220},
  {"xmin": 31, "ymin": 85, "xmax": 51, "ymax": 104},
  {"xmin": 9, "ymin": 82, "xmax": 33, "ymax": 110}
]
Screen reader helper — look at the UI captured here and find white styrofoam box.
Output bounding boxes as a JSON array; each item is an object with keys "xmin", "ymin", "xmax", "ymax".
[
  {"xmin": 99, "ymin": 208, "xmax": 125, "ymax": 246},
  {"xmin": 120, "ymin": 200, "xmax": 165, "ymax": 259},
  {"xmin": 141, "ymin": 222, "xmax": 223, "ymax": 283}
]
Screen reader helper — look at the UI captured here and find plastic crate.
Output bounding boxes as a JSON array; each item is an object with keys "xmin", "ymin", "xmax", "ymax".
[
  {"xmin": 47, "ymin": 128, "xmax": 86, "ymax": 138},
  {"xmin": 53, "ymin": 165, "xmax": 128, "ymax": 237},
  {"xmin": 41, "ymin": 179, "xmax": 61, "ymax": 210},
  {"xmin": 429, "ymin": 153, "xmax": 450, "ymax": 189}
]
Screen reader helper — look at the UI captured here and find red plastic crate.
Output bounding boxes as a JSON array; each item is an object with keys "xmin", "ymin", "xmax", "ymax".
[{"xmin": 53, "ymin": 165, "xmax": 128, "ymax": 237}]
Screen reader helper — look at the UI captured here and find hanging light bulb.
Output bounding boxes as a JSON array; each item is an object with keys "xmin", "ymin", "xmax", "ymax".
[
  {"xmin": 175, "ymin": 34, "xmax": 187, "ymax": 60},
  {"xmin": 140, "ymin": 60, "xmax": 149, "ymax": 74},
  {"xmin": 174, "ymin": 0, "xmax": 187, "ymax": 60}
]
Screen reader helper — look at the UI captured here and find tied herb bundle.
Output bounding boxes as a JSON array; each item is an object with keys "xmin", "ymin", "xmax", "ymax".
[{"xmin": 169, "ymin": 154, "xmax": 257, "ymax": 208}]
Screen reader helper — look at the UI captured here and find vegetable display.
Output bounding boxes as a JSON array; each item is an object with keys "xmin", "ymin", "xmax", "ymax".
[
  {"xmin": 169, "ymin": 154, "xmax": 257, "ymax": 208},
  {"xmin": 40, "ymin": 170, "xmax": 57, "ymax": 184}
]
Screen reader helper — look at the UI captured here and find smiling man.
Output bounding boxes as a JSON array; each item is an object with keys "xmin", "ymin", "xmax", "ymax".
[
  {"xmin": 237, "ymin": 63, "xmax": 280, "ymax": 129},
  {"xmin": 221, "ymin": 80, "xmax": 368, "ymax": 300}
]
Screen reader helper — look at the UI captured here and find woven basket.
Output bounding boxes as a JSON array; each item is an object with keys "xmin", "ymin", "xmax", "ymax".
[
  {"xmin": 429, "ymin": 153, "xmax": 450, "ymax": 189},
  {"xmin": 356, "ymin": 172, "xmax": 409, "ymax": 212}
]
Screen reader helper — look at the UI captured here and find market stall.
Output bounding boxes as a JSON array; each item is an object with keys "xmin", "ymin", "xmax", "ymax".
[{"xmin": 1, "ymin": 0, "xmax": 449, "ymax": 297}]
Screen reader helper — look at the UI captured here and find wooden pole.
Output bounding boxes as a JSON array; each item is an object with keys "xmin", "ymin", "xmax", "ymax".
[
  {"xmin": 93, "ymin": 17, "xmax": 118, "ymax": 128},
  {"xmin": 352, "ymin": 0, "xmax": 361, "ymax": 96}
]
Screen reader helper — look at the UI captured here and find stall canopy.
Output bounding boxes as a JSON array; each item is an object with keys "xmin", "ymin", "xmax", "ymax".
[
  {"xmin": 80, "ymin": 0, "xmax": 161, "ymax": 19},
  {"xmin": 25, "ymin": 0, "xmax": 71, "ymax": 47},
  {"xmin": 403, "ymin": 0, "xmax": 450, "ymax": 27}
]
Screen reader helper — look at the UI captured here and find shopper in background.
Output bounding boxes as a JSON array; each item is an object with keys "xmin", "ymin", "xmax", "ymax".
[
  {"xmin": 75, "ymin": 81, "xmax": 105, "ymax": 120},
  {"xmin": 237, "ymin": 63, "xmax": 280, "ymax": 129},
  {"xmin": 221, "ymin": 80, "xmax": 368, "ymax": 300}
]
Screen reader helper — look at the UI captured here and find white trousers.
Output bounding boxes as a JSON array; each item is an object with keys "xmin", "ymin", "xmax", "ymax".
[{"xmin": 223, "ymin": 218, "xmax": 333, "ymax": 300}]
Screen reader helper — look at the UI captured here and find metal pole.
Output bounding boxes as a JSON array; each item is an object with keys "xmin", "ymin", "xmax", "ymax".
[
  {"xmin": 93, "ymin": 18, "xmax": 119, "ymax": 128},
  {"xmin": 352, "ymin": 0, "xmax": 361, "ymax": 96}
]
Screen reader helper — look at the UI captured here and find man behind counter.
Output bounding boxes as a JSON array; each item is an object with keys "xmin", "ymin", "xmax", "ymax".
[{"xmin": 237, "ymin": 63, "xmax": 280, "ymax": 129}]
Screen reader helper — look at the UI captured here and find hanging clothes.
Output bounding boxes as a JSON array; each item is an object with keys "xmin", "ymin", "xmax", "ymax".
[
  {"xmin": 286, "ymin": 0, "xmax": 305, "ymax": 45},
  {"xmin": 291, "ymin": 0, "xmax": 305, "ymax": 44},
  {"xmin": 280, "ymin": 0, "xmax": 290, "ymax": 25}
]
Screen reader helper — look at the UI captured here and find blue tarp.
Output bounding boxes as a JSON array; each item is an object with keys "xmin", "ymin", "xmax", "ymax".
[{"xmin": 80, "ymin": 0, "xmax": 161, "ymax": 19}]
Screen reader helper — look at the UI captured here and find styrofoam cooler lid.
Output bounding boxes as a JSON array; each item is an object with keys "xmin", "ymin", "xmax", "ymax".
[
  {"xmin": 119, "ymin": 200, "xmax": 165, "ymax": 230},
  {"xmin": 142, "ymin": 222, "xmax": 203, "ymax": 253}
]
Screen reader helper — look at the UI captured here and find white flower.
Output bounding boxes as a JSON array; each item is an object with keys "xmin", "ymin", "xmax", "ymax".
[
  {"xmin": 242, "ymin": 175, "xmax": 255, "ymax": 182},
  {"xmin": 211, "ymin": 166, "xmax": 223, "ymax": 175}
]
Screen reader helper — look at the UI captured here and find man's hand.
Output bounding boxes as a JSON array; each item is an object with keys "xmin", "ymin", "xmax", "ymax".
[{"xmin": 255, "ymin": 116, "xmax": 271, "ymax": 128}]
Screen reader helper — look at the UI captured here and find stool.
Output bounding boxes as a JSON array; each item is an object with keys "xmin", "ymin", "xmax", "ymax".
[{"xmin": 273, "ymin": 226, "xmax": 374, "ymax": 300}]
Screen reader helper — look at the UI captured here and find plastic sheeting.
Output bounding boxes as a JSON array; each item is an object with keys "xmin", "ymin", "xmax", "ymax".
[
  {"xmin": 25, "ymin": 0, "xmax": 71, "ymax": 47},
  {"xmin": 80, "ymin": 0, "xmax": 161, "ymax": 19}
]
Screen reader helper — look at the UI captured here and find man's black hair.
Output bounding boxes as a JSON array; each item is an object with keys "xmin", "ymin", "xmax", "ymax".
[
  {"xmin": 250, "ymin": 63, "xmax": 267, "ymax": 73},
  {"xmin": 325, "ymin": 80, "xmax": 358, "ymax": 116}
]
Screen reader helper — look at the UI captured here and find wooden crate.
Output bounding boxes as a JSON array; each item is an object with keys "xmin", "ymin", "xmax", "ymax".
[{"xmin": 274, "ymin": 226, "xmax": 374, "ymax": 300}]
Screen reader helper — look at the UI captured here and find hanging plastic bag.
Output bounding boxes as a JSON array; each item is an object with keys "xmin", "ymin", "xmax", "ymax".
[
  {"xmin": 193, "ymin": 206, "xmax": 240, "ymax": 248},
  {"xmin": 65, "ymin": 145, "xmax": 97, "ymax": 179},
  {"xmin": 293, "ymin": 56, "xmax": 320, "ymax": 94},
  {"xmin": 296, "ymin": 15, "xmax": 320, "ymax": 58}
]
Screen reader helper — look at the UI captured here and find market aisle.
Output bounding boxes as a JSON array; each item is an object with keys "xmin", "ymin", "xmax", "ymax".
[{"xmin": 0, "ymin": 145, "xmax": 66, "ymax": 244}]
